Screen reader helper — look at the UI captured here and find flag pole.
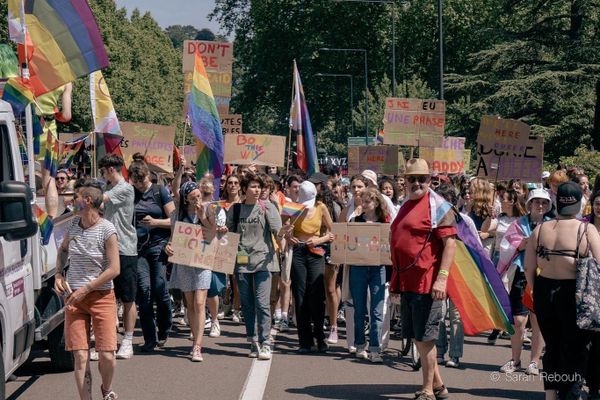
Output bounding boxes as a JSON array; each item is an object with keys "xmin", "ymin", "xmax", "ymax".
[{"xmin": 286, "ymin": 60, "xmax": 296, "ymax": 176}]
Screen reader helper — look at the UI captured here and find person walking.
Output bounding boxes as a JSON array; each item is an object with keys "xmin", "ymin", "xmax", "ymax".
[
  {"xmin": 390, "ymin": 159, "xmax": 457, "ymax": 400},
  {"xmin": 54, "ymin": 180, "xmax": 120, "ymax": 400}
]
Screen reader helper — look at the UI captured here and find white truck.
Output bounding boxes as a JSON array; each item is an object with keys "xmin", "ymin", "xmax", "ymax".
[{"xmin": 0, "ymin": 100, "xmax": 73, "ymax": 398}]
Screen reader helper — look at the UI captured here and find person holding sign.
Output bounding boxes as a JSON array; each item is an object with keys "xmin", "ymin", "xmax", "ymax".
[
  {"xmin": 221, "ymin": 172, "xmax": 283, "ymax": 360},
  {"xmin": 389, "ymin": 159, "xmax": 457, "ymax": 400},
  {"xmin": 349, "ymin": 188, "xmax": 391, "ymax": 363},
  {"xmin": 165, "ymin": 181, "xmax": 212, "ymax": 362},
  {"xmin": 221, "ymin": 174, "xmax": 243, "ymax": 323}
]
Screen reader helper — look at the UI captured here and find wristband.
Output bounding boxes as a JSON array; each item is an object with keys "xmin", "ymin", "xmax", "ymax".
[{"xmin": 438, "ymin": 269, "xmax": 449, "ymax": 277}]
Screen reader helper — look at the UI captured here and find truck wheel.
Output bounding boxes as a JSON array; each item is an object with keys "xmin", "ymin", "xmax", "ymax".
[
  {"xmin": 0, "ymin": 346, "xmax": 5, "ymax": 400},
  {"xmin": 48, "ymin": 323, "xmax": 74, "ymax": 372}
]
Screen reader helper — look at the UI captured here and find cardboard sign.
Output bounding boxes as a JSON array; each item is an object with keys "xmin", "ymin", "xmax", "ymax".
[
  {"xmin": 331, "ymin": 223, "xmax": 392, "ymax": 266},
  {"xmin": 168, "ymin": 222, "xmax": 240, "ymax": 274},
  {"xmin": 347, "ymin": 136, "xmax": 377, "ymax": 147},
  {"xmin": 120, "ymin": 122, "xmax": 176, "ymax": 173},
  {"xmin": 183, "ymin": 70, "xmax": 232, "ymax": 117},
  {"xmin": 383, "ymin": 98, "xmax": 445, "ymax": 147},
  {"xmin": 348, "ymin": 145, "xmax": 400, "ymax": 176},
  {"xmin": 420, "ymin": 137, "xmax": 466, "ymax": 174},
  {"xmin": 221, "ymin": 114, "xmax": 242, "ymax": 135},
  {"xmin": 475, "ymin": 116, "xmax": 543, "ymax": 181},
  {"xmin": 181, "ymin": 145, "xmax": 198, "ymax": 169},
  {"xmin": 223, "ymin": 134, "xmax": 286, "ymax": 167}
]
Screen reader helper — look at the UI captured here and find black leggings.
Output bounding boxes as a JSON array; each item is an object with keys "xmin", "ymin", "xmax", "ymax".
[{"xmin": 534, "ymin": 276, "xmax": 591, "ymax": 395}]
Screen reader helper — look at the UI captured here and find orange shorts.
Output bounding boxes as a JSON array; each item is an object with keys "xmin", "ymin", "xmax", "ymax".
[{"xmin": 65, "ymin": 289, "xmax": 117, "ymax": 352}]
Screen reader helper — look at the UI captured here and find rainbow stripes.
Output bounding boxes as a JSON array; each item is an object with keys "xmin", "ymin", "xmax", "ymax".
[
  {"xmin": 281, "ymin": 201, "xmax": 306, "ymax": 219},
  {"xmin": 8, "ymin": 0, "xmax": 109, "ymax": 96},
  {"xmin": 34, "ymin": 204, "xmax": 53, "ymax": 245},
  {"xmin": 2, "ymin": 78, "xmax": 35, "ymax": 115},
  {"xmin": 290, "ymin": 61, "xmax": 318, "ymax": 176},
  {"xmin": 188, "ymin": 51, "xmax": 224, "ymax": 197},
  {"xmin": 44, "ymin": 130, "xmax": 59, "ymax": 177}
]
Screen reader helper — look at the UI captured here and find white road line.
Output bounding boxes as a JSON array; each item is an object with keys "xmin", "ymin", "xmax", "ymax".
[{"xmin": 239, "ymin": 329, "xmax": 278, "ymax": 400}]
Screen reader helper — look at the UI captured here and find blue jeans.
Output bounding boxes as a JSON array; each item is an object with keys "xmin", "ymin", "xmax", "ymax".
[
  {"xmin": 349, "ymin": 266, "xmax": 385, "ymax": 352},
  {"xmin": 236, "ymin": 271, "xmax": 272, "ymax": 345},
  {"xmin": 436, "ymin": 299, "xmax": 464, "ymax": 358},
  {"xmin": 137, "ymin": 245, "xmax": 172, "ymax": 345}
]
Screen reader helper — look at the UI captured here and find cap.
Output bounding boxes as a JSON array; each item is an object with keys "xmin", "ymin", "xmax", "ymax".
[
  {"xmin": 542, "ymin": 171, "xmax": 550, "ymax": 179},
  {"xmin": 298, "ymin": 181, "xmax": 317, "ymax": 208},
  {"xmin": 308, "ymin": 172, "xmax": 329, "ymax": 185},
  {"xmin": 526, "ymin": 188, "xmax": 551, "ymax": 207},
  {"xmin": 556, "ymin": 181, "xmax": 582, "ymax": 216},
  {"xmin": 361, "ymin": 169, "xmax": 378, "ymax": 187},
  {"xmin": 405, "ymin": 158, "xmax": 430, "ymax": 176}
]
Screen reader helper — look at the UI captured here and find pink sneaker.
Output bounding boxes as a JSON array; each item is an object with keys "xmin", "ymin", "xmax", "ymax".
[
  {"xmin": 191, "ymin": 345, "xmax": 203, "ymax": 362},
  {"xmin": 327, "ymin": 326, "xmax": 338, "ymax": 344}
]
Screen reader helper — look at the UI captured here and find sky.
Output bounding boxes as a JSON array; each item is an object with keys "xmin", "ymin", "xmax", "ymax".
[{"xmin": 113, "ymin": 0, "xmax": 222, "ymax": 34}]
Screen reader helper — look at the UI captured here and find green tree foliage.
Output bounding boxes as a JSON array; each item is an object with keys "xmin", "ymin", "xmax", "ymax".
[
  {"xmin": 560, "ymin": 145, "xmax": 600, "ymax": 179},
  {"xmin": 165, "ymin": 25, "xmax": 199, "ymax": 48},
  {"xmin": 0, "ymin": 1, "xmax": 7, "ymax": 43}
]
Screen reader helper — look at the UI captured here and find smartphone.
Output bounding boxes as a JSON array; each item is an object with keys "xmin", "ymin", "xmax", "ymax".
[{"xmin": 64, "ymin": 281, "xmax": 73, "ymax": 296}]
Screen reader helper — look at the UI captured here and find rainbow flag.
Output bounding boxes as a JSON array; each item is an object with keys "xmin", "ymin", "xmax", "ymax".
[
  {"xmin": 2, "ymin": 78, "xmax": 35, "ymax": 115},
  {"xmin": 290, "ymin": 61, "xmax": 318, "ymax": 176},
  {"xmin": 60, "ymin": 135, "xmax": 86, "ymax": 169},
  {"xmin": 8, "ymin": 0, "xmax": 109, "ymax": 96},
  {"xmin": 377, "ymin": 130, "xmax": 385, "ymax": 144},
  {"xmin": 43, "ymin": 129, "xmax": 59, "ymax": 177},
  {"xmin": 281, "ymin": 201, "xmax": 306, "ymax": 219},
  {"xmin": 422, "ymin": 190, "xmax": 514, "ymax": 335},
  {"xmin": 187, "ymin": 51, "xmax": 224, "ymax": 198},
  {"xmin": 34, "ymin": 204, "xmax": 53, "ymax": 245}
]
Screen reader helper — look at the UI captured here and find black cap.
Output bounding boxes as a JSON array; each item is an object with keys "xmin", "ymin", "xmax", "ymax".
[
  {"xmin": 556, "ymin": 181, "xmax": 582, "ymax": 216},
  {"xmin": 308, "ymin": 172, "xmax": 329, "ymax": 184}
]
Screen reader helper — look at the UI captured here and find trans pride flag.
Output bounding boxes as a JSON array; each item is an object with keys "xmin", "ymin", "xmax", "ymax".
[
  {"xmin": 426, "ymin": 190, "xmax": 514, "ymax": 335},
  {"xmin": 290, "ymin": 61, "xmax": 318, "ymax": 176},
  {"xmin": 187, "ymin": 50, "xmax": 224, "ymax": 197}
]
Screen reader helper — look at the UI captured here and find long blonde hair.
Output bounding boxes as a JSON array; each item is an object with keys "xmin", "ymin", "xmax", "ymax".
[
  {"xmin": 360, "ymin": 187, "xmax": 390, "ymax": 222},
  {"xmin": 469, "ymin": 178, "xmax": 494, "ymax": 219}
]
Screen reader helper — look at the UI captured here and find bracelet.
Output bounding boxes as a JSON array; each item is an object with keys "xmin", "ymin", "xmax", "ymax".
[{"xmin": 438, "ymin": 269, "xmax": 449, "ymax": 277}]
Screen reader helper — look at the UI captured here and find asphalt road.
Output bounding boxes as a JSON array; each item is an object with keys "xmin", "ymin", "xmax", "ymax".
[{"xmin": 6, "ymin": 317, "xmax": 545, "ymax": 400}]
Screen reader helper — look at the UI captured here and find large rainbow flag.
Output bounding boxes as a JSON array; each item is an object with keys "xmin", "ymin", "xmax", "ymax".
[
  {"xmin": 187, "ymin": 50, "xmax": 224, "ymax": 197},
  {"xmin": 8, "ymin": 0, "xmax": 109, "ymax": 96},
  {"xmin": 290, "ymin": 61, "xmax": 318, "ymax": 176},
  {"xmin": 424, "ymin": 190, "xmax": 514, "ymax": 335}
]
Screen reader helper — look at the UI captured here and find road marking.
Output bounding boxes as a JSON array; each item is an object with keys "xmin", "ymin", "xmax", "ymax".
[{"xmin": 238, "ymin": 329, "xmax": 278, "ymax": 400}]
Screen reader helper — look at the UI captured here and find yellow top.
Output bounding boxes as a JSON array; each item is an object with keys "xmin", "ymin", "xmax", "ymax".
[{"xmin": 294, "ymin": 202, "xmax": 324, "ymax": 237}]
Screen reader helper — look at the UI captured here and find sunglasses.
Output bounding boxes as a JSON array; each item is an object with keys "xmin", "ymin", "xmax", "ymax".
[
  {"xmin": 406, "ymin": 176, "xmax": 428, "ymax": 184},
  {"xmin": 56, "ymin": 176, "xmax": 67, "ymax": 181}
]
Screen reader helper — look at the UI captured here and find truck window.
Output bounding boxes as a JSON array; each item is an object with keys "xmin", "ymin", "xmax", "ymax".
[{"xmin": 0, "ymin": 123, "xmax": 15, "ymax": 182}]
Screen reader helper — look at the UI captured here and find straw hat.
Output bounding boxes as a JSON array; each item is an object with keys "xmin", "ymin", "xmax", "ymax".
[{"xmin": 405, "ymin": 158, "xmax": 430, "ymax": 176}]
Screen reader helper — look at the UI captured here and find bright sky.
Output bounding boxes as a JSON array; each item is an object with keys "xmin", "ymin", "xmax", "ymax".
[{"xmin": 114, "ymin": 0, "xmax": 222, "ymax": 34}]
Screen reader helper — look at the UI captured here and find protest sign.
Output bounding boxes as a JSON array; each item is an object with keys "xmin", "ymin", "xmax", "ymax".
[
  {"xmin": 419, "ymin": 137, "xmax": 466, "ymax": 174},
  {"xmin": 168, "ymin": 222, "xmax": 240, "ymax": 274},
  {"xmin": 347, "ymin": 136, "xmax": 377, "ymax": 147},
  {"xmin": 223, "ymin": 134, "xmax": 286, "ymax": 167},
  {"xmin": 347, "ymin": 145, "xmax": 400, "ymax": 176},
  {"xmin": 221, "ymin": 114, "xmax": 242, "ymax": 135},
  {"xmin": 383, "ymin": 98, "xmax": 445, "ymax": 147},
  {"xmin": 331, "ymin": 223, "xmax": 392, "ymax": 266},
  {"xmin": 181, "ymin": 145, "xmax": 198, "ymax": 169},
  {"xmin": 120, "ymin": 122, "xmax": 176, "ymax": 173},
  {"xmin": 476, "ymin": 116, "xmax": 543, "ymax": 182},
  {"xmin": 463, "ymin": 149, "xmax": 472, "ymax": 172}
]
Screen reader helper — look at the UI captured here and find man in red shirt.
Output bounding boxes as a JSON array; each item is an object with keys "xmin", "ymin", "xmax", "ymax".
[{"xmin": 390, "ymin": 158, "xmax": 457, "ymax": 400}]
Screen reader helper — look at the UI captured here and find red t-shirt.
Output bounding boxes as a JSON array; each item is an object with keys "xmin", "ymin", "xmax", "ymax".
[{"xmin": 390, "ymin": 192, "xmax": 457, "ymax": 294}]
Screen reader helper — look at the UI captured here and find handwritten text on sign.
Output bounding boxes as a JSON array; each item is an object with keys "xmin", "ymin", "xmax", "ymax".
[
  {"xmin": 120, "ymin": 122, "xmax": 175, "ymax": 173},
  {"xmin": 168, "ymin": 222, "xmax": 240, "ymax": 274},
  {"xmin": 182, "ymin": 40, "xmax": 233, "ymax": 73},
  {"xmin": 476, "ymin": 116, "xmax": 543, "ymax": 181},
  {"xmin": 224, "ymin": 134, "xmax": 286, "ymax": 167},
  {"xmin": 348, "ymin": 145, "xmax": 400, "ymax": 176},
  {"xmin": 383, "ymin": 98, "xmax": 446, "ymax": 147},
  {"xmin": 330, "ymin": 223, "xmax": 392, "ymax": 266},
  {"xmin": 419, "ymin": 137, "xmax": 466, "ymax": 173},
  {"xmin": 221, "ymin": 114, "xmax": 242, "ymax": 135}
]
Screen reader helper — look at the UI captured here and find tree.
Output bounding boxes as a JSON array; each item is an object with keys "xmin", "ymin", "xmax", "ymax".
[
  {"xmin": 195, "ymin": 28, "xmax": 216, "ymax": 41},
  {"xmin": 165, "ymin": 25, "xmax": 199, "ymax": 48}
]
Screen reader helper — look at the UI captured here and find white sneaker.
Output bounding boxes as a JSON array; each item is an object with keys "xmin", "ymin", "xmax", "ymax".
[
  {"xmin": 258, "ymin": 344, "xmax": 272, "ymax": 360},
  {"xmin": 116, "ymin": 340, "xmax": 133, "ymax": 359},
  {"xmin": 368, "ymin": 351, "xmax": 383, "ymax": 363},
  {"xmin": 232, "ymin": 310, "xmax": 241, "ymax": 324},
  {"xmin": 355, "ymin": 345, "xmax": 368, "ymax": 359},
  {"xmin": 89, "ymin": 348, "xmax": 99, "ymax": 361},
  {"xmin": 217, "ymin": 311, "xmax": 225, "ymax": 320},
  {"xmin": 209, "ymin": 321, "xmax": 221, "ymax": 338},
  {"xmin": 500, "ymin": 359, "xmax": 521, "ymax": 373},
  {"xmin": 446, "ymin": 357, "xmax": 460, "ymax": 368},
  {"xmin": 249, "ymin": 342, "xmax": 260, "ymax": 358},
  {"xmin": 191, "ymin": 345, "xmax": 203, "ymax": 362},
  {"xmin": 526, "ymin": 361, "xmax": 539, "ymax": 375},
  {"xmin": 204, "ymin": 319, "xmax": 212, "ymax": 330},
  {"xmin": 348, "ymin": 346, "xmax": 357, "ymax": 354}
]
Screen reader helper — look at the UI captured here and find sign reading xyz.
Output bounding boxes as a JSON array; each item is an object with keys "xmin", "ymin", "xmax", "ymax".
[{"xmin": 224, "ymin": 134, "xmax": 286, "ymax": 167}]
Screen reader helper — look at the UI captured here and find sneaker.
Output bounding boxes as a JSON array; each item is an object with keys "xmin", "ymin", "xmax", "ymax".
[
  {"xmin": 209, "ymin": 321, "xmax": 221, "ymax": 338},
  {"xmin": 205, "ymin": 319, "xmax": 212, "ymax": 330},
  {"xmin": 368, "ymin": 351, "xmax": 383, "ymax": 363},
  {"xmin": 217, "ymin": 311, "xmax": 225, "ymax": 320},
  {"xmin": 327, "ymin": 326, "xmax": 338, "ymax": 344},
  {"xmin": 500, "ymin": 359, "xmax": 521, "ymax": 373},
  {"xmin": 348, "ymin": 346, "xmax": 357, "ymax": 354},
  {"xmin": 157, "ymin": 335, "xmax": 168, "ymax": 348},
  {"xmin": 89, "ymin": 349, "xmax": 99, "ymax": 361},
  {"xmin": 445, "ymin": 357, "xmax": 460, "ymax": 368},
  {"xmin": 258, "ymin": 344, "xmax": 272, "ymax": 360},
  {"xmin": 355, "ymin": 345, "xmax": 368, "ymax": 360},
  {"xmin": 415, "ymin": 385, "xmax": 449, "ymax": 400},
  {"xmin": 101, "ymin": 385, "xmax": 118, "ymax": 400},
  {"xmin": 414, "ymin": 392, "xmax": 436, "ymax": 400},
  {"xmin": 249, "ymin": 342, "xmax": 260, "ymax": 358},
  {"xmin": 279, "ymin": 319, "xmax": 289, "ymax": 332},
  {"xmin": 337, "ymin": 309, "xmax": 346, "ymax": 324},
  {"xmin": 140, "ymin": 342, "xmax": 156, "ymax": 353},
  {"xmin": 525, "ymin": 361, "xmax": 539, "ymax": 375},
  {"xmin": 191, "ymin": 345, "xmax": 203, "ymax": 362},
  {"xmin": 487, "ymin": 330, "xmax": 499, "ymax": 345},
  {"xmin": 500, "ymin": 331, "xmax": 511, "ymax": 339},
  {"xmin": 522, "ymin": 335, "xmax": 532, "ymax": 345},
  {"xmin": 232, "ymin": 310, "xmax": 241, "ymax": 324},
  {"xmin": 116, "ymin": 341, "xmax": 133, "ymax": 360}
]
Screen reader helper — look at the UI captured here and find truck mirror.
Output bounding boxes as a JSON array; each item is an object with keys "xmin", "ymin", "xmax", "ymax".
[{"xmin": 0, "ymin": 181, "xmax": 38, "ymax": 241}]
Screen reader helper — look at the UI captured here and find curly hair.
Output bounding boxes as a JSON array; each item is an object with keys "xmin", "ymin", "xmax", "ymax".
[{"xmin": 469, "ymin": 177, "xmax": 495, "ymax": 219}]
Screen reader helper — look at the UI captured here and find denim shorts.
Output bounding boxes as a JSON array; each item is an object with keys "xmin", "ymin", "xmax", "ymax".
[{"xmin": 400, "ymin": 292, "xmax": 443, "ymax": 342}]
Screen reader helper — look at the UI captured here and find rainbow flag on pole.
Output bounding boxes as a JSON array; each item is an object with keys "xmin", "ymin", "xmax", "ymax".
[
  {"xmin": 290, "ymin": 60, "xmax": 318, "ymax": 176},
  {"xmin": 34, "ymin": 204, "xmax": 53, "ymax": 245},
  {"xmin": 187, "ymin": 50, "xmax": 224, "ymax": 197},
  {"xmin": 43, "ymin": 130, "xmax": 59, "ymax": 177},
  {"xmin": 281, "ymin": 201, "xmax": 306, "ymax": 219}
]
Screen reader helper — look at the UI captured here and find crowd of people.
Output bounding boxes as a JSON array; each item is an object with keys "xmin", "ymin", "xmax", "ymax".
[{"xmin": 50, "ymin": 152, "xmax": 600, "ymax": 400}]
